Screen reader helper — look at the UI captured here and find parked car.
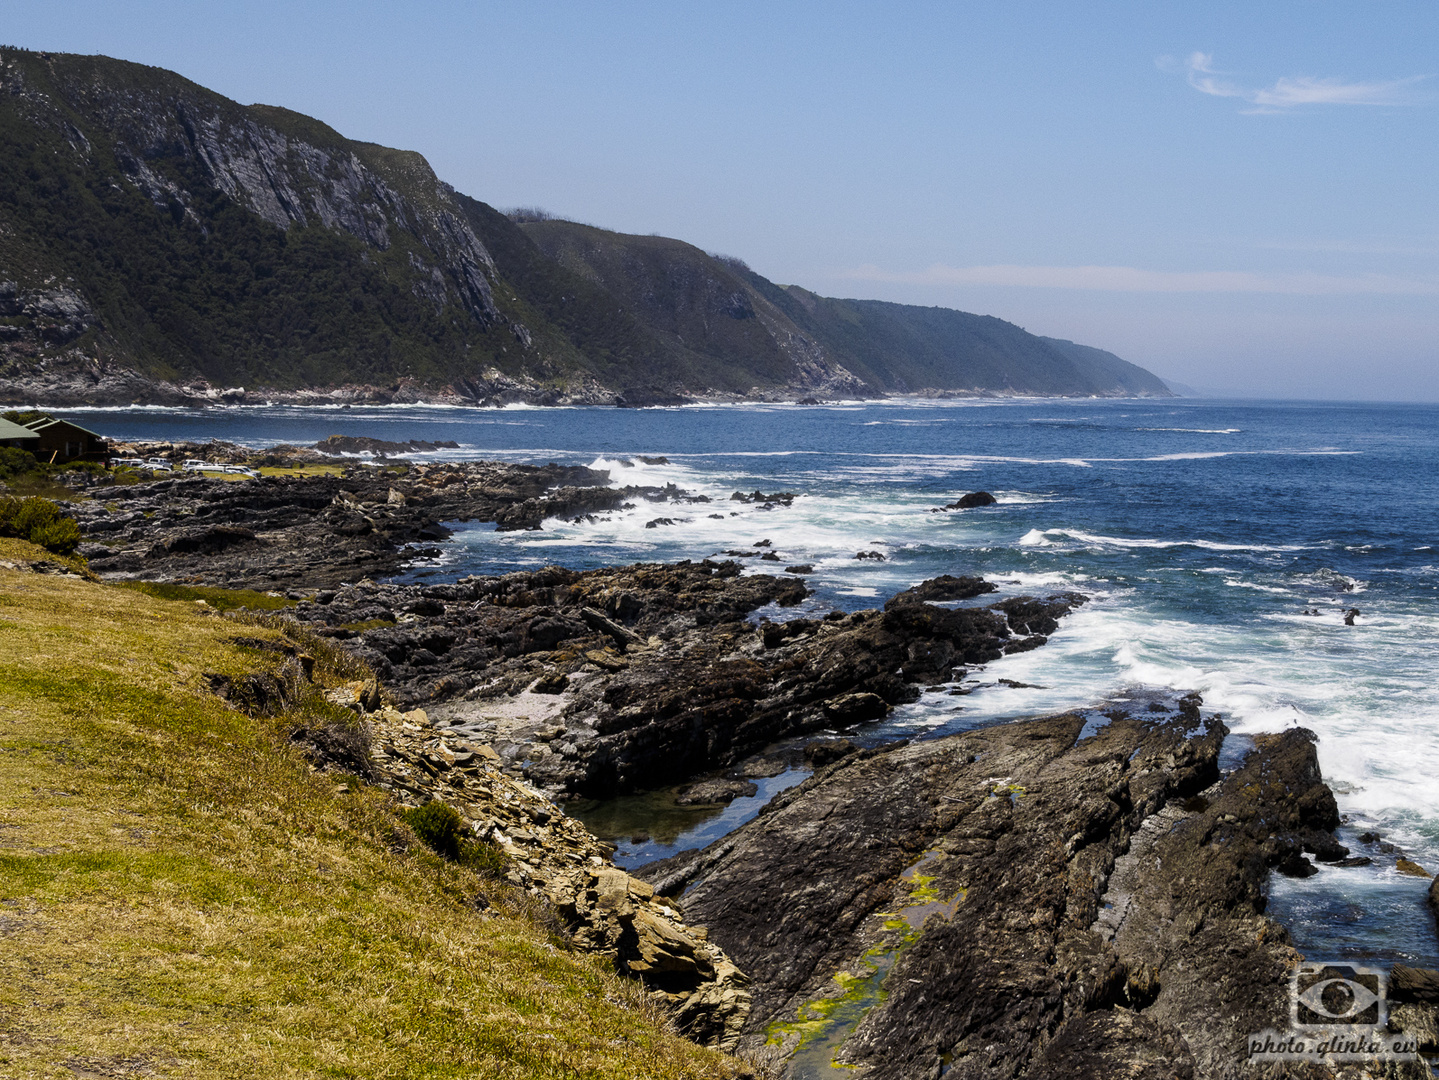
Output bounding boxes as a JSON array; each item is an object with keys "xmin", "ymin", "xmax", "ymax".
[{"xmin": 110, "ymin": 457, "xmax": 144, "ymax": 469}]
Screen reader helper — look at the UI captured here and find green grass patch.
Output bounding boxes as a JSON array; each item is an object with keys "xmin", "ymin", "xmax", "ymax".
[
  {"xmin": 256, "ymin": 464, "xmax": 345, "ymax": 477},
  {"xmin": 114, "ymin": 580, "xmax": 298, "ymax": 612}
]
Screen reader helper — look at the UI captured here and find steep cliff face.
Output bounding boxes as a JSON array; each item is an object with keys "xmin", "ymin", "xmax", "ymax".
[
  {"xmin": 0, "ymin": 47, "xmax": 1170, "ymax": 405},
  {"xmin": 0, "ymin": 48, "xmax": 578, "ymax": 404}
]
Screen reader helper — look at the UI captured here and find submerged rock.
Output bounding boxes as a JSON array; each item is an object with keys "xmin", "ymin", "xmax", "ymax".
[{"xmin": 675, "ymin": 778, "xmax": 760, "ymax": 805}]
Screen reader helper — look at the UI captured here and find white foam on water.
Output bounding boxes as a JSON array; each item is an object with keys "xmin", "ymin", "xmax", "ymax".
[{"xmin": 1018, "ymin": 527, "xmax": 1309, "ymax": 554}]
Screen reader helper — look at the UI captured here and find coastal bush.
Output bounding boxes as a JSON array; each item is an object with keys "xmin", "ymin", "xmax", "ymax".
[
  {"xmin": 0, "ymin": 446, "xmax": 37, "ymax": 482},
  {"xmin": 402, "ymin": 799, "xmax": 507, "ymax": 875},
  {"xmin": 404, "ymin": 799, "xmax": 466, "ymax": 858},
  {"xmin": 0, "ymin": 495, "xmax": 82, "ymax": 554}
]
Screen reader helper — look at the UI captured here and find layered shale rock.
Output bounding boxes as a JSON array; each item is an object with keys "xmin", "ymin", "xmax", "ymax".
[
  {"xmin": 645, "ymin": 698, "xmax": 1423, "ymax": 1079},
  {"xmin": 361, "ymin": 703, "xmax": 752, "ymax": 1051}
]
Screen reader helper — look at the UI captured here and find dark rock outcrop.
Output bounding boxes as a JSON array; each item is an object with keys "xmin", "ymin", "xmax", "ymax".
[
  {"xmin": 73, "ymin": 459, "xmax": 632, "ymax": 587},
  {"xmin": 946, "ymin": 491, "xmax": 997, "ymax": 509},
  {"xmin": 885, "ymin": 574, "xmax": 997, "ymax": 605},
  {"xmin": 656, "ymin": 699, "xmax": 1383, "ymax": 1079},
  {"xmin": 289, "ymin": 571, "xmax": 1084, "ymax": 798},
  {"xmin": 313, "ymin": 435, "xmax": 460, "ymax": 455}
]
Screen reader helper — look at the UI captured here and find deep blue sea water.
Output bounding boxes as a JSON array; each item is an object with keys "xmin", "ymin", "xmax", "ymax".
[{"xmin": 66, "ymin": 397, "xmax": 1439, "ymax": 967}]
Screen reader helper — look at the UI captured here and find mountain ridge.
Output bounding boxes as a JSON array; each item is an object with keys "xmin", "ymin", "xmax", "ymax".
[{"xmin": 0, "ymin": 47, "xmax": 1170, "ymax": 406}]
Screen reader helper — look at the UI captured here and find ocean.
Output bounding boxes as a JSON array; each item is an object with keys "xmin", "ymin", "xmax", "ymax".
[{"xmin": 67, "ymin": 396, "xmax": 1439, "ymax": 967}]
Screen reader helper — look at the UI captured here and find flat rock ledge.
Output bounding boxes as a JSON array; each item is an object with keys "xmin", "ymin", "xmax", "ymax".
[{"xmin": 644, "ymin": 696, "xmax": 1431, "ymax": 1079}]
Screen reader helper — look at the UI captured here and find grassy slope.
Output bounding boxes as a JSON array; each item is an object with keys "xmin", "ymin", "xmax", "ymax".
[{"xmin": 0, "ymin": 563, "xmax": 740, "ymax": 1079}]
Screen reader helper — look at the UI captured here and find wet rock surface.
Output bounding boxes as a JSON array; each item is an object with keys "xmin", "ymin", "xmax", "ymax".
[
  {"xmin": 652, "ymin": 697, "xmax": 1405, "ymax": 1079},
  {"xmin": 676, "ymin": 778, "xmax": 761, "ymax": 805},
  {"xmin": 285, "ymin": 566, "xmax": 1085, "ymax": 798},
  {"xmin": 72, "ymin": 459, "xmax": 669, "ymax": 587}
]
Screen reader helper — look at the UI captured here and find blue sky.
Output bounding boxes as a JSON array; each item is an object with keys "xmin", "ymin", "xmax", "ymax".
[{"xmin": 5, "ymin": 1, "xmax": 1437, "ymax": 399}]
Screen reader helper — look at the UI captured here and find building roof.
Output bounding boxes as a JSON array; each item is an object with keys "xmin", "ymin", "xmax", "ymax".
[
  {"xmin": 0, "ymin": 418, "xmax": 41, "ymax": 441},
  {"xmin": 23, "ymin": 416, "xmax": 103, "ymax": 439}
]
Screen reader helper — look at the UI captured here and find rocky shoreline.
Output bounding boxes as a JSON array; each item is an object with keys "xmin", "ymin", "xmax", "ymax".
[
  {"xmin": 1, "ymin": 355, "xmax": 1156, "ymax": 409},
  {"xmin": 653, "ymin": 698, "xmax": 1343, "ymax": 1077},
  {"xmin": 46, "ymin": 451, "xmax": 1439, "ymax": 1076},
  {"xmin": 70, "ymin": 457, "xmax": 672, "ymax": 588},
  {"xmin": 285, "ymin": 565, "xmax": 1084, "ymax": 799}
]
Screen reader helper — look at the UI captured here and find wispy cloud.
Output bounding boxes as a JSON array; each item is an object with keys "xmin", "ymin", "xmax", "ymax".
[
  {"xmin": 843, "ymin": 263, "xmax": 1439, "ymax": 296},
  {"xmin": 1166, "ymin": 52, "xmax": 1428, "ymax": 113}
]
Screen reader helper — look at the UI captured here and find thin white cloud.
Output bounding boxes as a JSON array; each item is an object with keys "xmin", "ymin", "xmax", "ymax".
[
  {"xmin": 843, "ymin": 263, "xmax": 1439, "ymax": 296},
  {"xmin": 1174, "ymin": 52, "xmax": 1427, "ymax": 113}
]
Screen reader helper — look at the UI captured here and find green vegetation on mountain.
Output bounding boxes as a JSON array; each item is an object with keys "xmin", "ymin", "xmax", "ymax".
[
  {"xmin": 520, "ymin": 220, "xmax": 1170, "ymax": 398},
  {"xmin": 0, "ymin": 48, "xmax": 558, "ymax": 394},
  {"xmin": 0, "ymin": 46, "xmax": 1169, "ymax": 403},
  {"xmin": 0, "ymin": 568, "xmax": 745, "ymax": 1078},
  {"xmin": 513, "ymin": 220, "xmax": 804, "ymax": 396}
]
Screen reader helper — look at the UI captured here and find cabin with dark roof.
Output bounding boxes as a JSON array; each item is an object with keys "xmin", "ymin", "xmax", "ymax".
[
  {"xmin": 0, "ymin": 417, "xmax": 41, "ymax": 451},
  {"xmin": 22, "ymin": 416, "xmax": 107, "ymax": 462}
]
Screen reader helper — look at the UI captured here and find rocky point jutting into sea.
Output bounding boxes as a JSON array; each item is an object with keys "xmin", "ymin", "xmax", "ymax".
[{"xmin": 39, "ymin": 427, "xmax": 1439, "ymax": 1079}]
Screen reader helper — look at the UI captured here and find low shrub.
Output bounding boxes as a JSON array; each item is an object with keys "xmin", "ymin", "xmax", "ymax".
[
  {"xmin": 402, "ymin": 799, "xmax": 507, "ymax": 875},
  {"xmin": 0, "ymin": 446, "xmax": 37, "ymax": 482},
  {"xmin": 404, "ymin": 799, "xmax": 466, "ymax": 859},
  {"xmin": 0, "ymin": 495, "xmax": 82, "ymax": 555}
]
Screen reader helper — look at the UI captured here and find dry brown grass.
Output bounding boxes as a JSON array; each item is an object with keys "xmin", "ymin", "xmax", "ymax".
[{"xmin": 0, "ymin": 571, "xmax": 747, "ymax": 1079}]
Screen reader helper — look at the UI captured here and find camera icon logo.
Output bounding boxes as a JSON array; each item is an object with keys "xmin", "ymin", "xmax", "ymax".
[{"xmin": 1292, "ymin": 964, "xmax": 1385, "ymax": 1028}]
